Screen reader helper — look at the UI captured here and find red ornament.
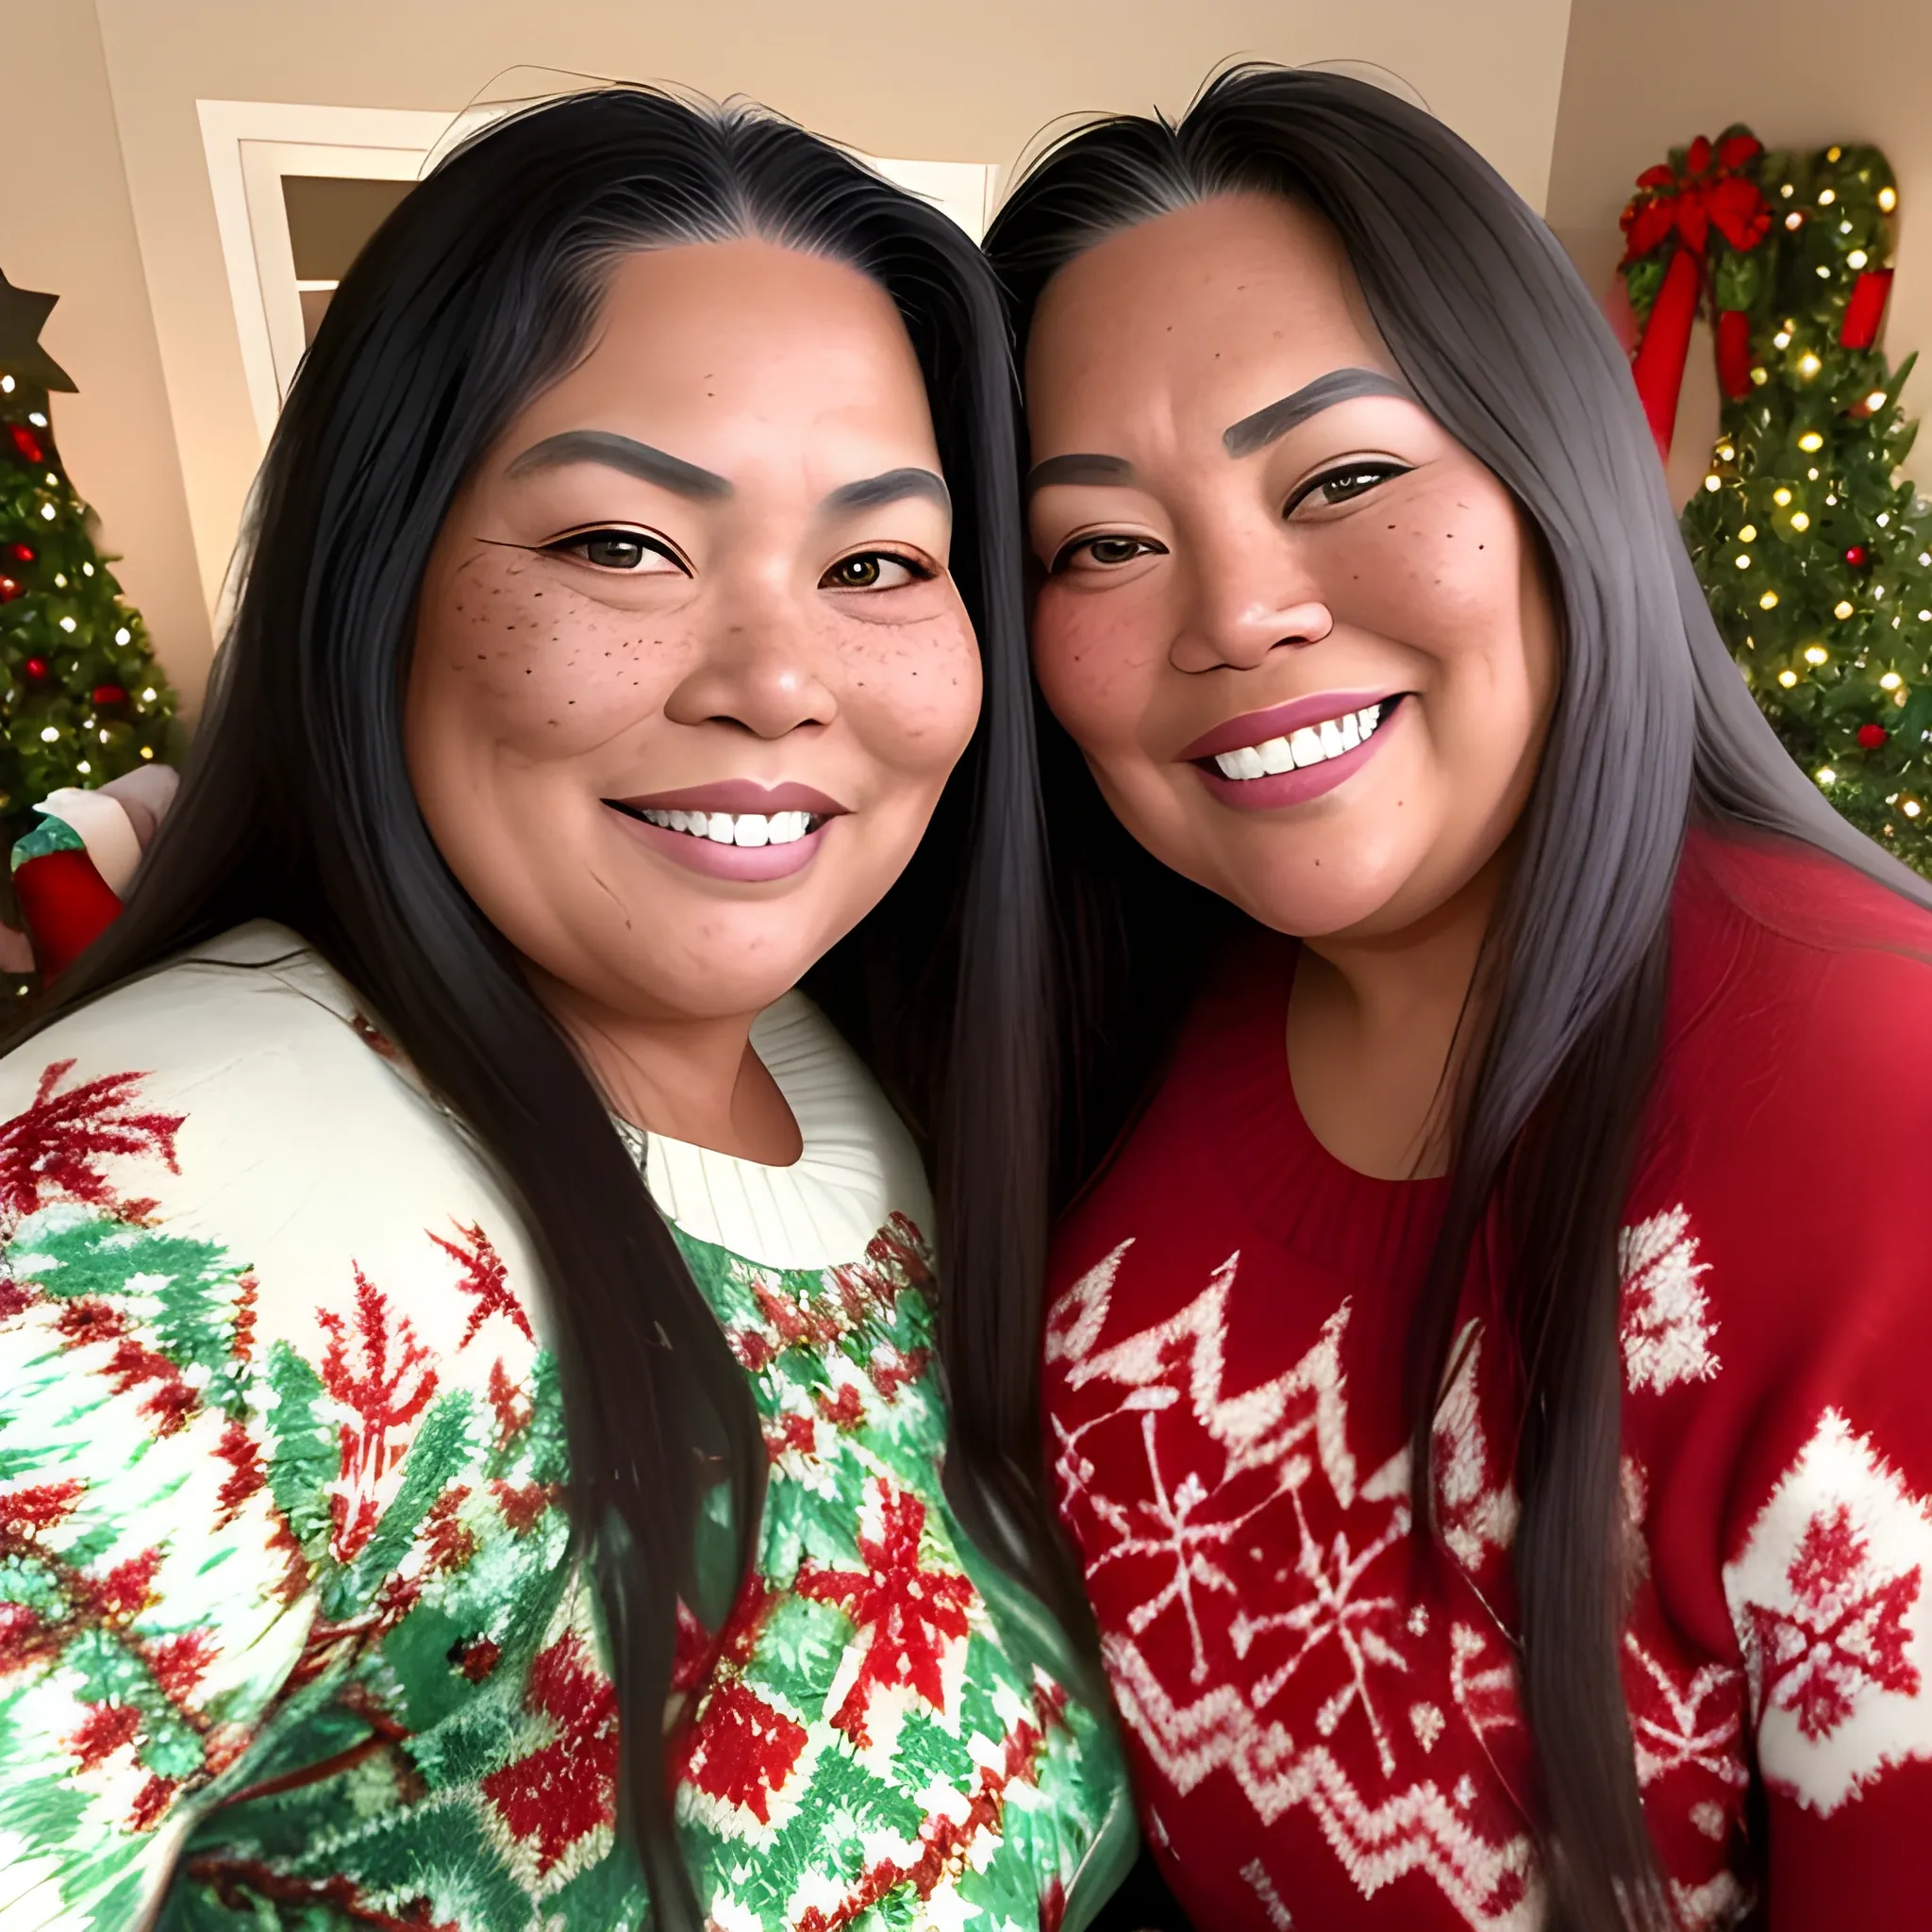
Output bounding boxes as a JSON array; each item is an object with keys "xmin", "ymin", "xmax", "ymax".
[
  {"xmin": 91, "ymin": 683, "xmax": 126, "ymax": 708},
  {"xmin": 0, "ymin": 576, "xmax": 18, "ymax": 604},
  {"xmin": 8, "ymin": 425, "xmax": 44, "ymax": 466},
  {"xmin": 6, "ymin": 543, "xmax": 32, "ymax": 564},
  {"xmin": 23, "ymin": 658, "xmax": 47, "ymax": 682},
  {"xmin": 1845, "ymin": 545, "xmax": 1870, "ymax": 568},
  {"xmin": 1858, "ymin": 723, "xmax": 1890, "ymax": 750},
  {"xmin": 1840, "ymin": 269, "xmax": 1894, "ymax": 351}
]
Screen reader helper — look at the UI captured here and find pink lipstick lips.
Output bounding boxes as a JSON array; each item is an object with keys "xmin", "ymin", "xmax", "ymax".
[
  {"xmin": 604, "ymin": 779, "xmax": 849, "ymax": 882},
  {"xmin": 1181, "ymin": 691, "xmax": 1407, "ymax": 811}
]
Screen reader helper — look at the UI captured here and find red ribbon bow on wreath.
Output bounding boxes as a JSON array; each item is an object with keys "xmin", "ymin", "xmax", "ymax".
[{"xmin": 1620, "ymin": 131, "xmax": 1773, "ymax": 458}]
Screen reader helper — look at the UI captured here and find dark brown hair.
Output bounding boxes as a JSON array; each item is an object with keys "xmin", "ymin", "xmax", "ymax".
[{"xmin": 985, "ymin": 62, "xmax": 1932, "ymax": 1931}]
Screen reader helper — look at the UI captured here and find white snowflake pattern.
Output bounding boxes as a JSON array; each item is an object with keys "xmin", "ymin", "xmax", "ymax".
[
  {"xmin": 1724, "ymin": 1407, "xmax": 1932, "ymax": 1815},
  {"xmin": 1624, "ymin": 1633, "xmax": 1747, "ymax": 1791},
  {"xmin": 1619, "ymin": 1206, "xmax": 1719, "ymax": 1394}
]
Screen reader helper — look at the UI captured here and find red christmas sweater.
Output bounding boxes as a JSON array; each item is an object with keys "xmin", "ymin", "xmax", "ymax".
[{"xmin": 1044, "ymin": 828, "xmax": 1932, "ymax": 1931}]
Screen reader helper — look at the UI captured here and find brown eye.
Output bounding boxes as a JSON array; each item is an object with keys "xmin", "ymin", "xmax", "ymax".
[
  {"xmin": 1049, "ymin": 534, "xmax": 1166, "ymax": 574},
  {"xmin": 1287, "ymin": 461, "xmax": 1409, "ymax": 517},
  {"xmin": 820, "ymin": 552, "xmax": 925, "ymax": 591},
  {"xmin": 548, "ymin": 528, "xmax": 684, "ymax": 574}
]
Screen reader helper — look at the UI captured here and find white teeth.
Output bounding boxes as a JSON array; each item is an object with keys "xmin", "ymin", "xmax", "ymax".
[
  {"xmin": 1209, "ymin": 700, "xmax": 1391, "ymax": 782},
  {"xmin": 633, "ymin": 807, "xmax": 818, "ymax": 845}
]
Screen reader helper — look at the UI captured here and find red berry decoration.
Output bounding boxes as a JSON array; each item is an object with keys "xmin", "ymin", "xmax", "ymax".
[
  {"xmin": 1845, "ymin": 545, "xmax": 1870, "ymax": 567},
  {"xmin": 0, "ymin": 576, "xmax": 18, "ymax": 604},
  {"xmin": 8, "ymin": 425, "xmax": 44, "ymax": 466},
  {"xmin": 23, "ymin": 658, "xmax": 47, "ymax": 682},
  {"xmin": 91, "ymin": 683, "xmax": 125, "ymax": 708},
  {"xmin": 6, "ymin": 543, "xmax": 32, "ymax": 564},
  {"xmin": 1858, "ymin": 723, "xmax": 1890, "ymax": 750}
]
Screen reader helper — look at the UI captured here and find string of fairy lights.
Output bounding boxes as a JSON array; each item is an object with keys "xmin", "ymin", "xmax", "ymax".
[
  {"xmin": 0, "ymin": 360, "xmax": 175, "ymax": 818},
  {"xmin": 1682, "ymin": 143, "xmax": 1932, "ymax": 863}
]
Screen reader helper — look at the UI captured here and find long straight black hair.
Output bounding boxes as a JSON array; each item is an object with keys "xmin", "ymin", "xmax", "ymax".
[
  {"xmin": 985, "ymin": 63, "xmax": 1932, "ymax": 1931},
  {"xmin": 31, "ymin": 88, "xmax": 1069, "ymax": 1929}
]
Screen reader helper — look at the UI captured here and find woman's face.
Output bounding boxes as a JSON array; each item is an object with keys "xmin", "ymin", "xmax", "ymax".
[
  {"xmin": 1023, "ymin": 193, "xmax": 1559, "ymax": 941},
  {"xmin": 408, "ymin": 241, "xmax": 980, "ymax": 1024}
]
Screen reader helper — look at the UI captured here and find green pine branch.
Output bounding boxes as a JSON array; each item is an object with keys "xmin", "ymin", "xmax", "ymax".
[{"xmin": 1679, "ymin": 141, "xmax": 1932, "ymax": 872}]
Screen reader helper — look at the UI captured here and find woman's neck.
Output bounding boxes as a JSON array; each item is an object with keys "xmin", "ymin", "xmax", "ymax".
[
  {"xmin": 529, "ymin": 970, "xmax": 803, "ymax": 1166},
  {"xmin": 1285, "ymin": 851, "xmax": 1507, "ymax": 1181}
]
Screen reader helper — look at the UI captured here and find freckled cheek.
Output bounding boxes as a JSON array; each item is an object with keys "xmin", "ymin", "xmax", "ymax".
[
  {"xmin": 841, "ymin": 621, "xmax": 983, "ymax": 779},
  {"xmin": 1328, "ymin": 516, "xmax": 1530, "ymax": 667},
  {"xmin": 419, "ymin": 589, "xmax": 692, "ymax": 757},
  {"xmin": 1031, "ymin": 587, "xmax": 1169, "ymax": 754}
]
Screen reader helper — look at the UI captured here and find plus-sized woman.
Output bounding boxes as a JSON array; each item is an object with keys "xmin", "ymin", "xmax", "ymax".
[
  {"xmin": 986, "ymin": 65, "xmax": 1932, "ymax": 1932},
  {"xmin": 0, "ymin": 91, "xmax": 1131, "ymax": 1932}
]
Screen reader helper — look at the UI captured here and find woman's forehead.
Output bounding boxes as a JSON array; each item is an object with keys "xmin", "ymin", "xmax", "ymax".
[{"xmin": 1024, "ymin": 197, "xmax": 1399, "ymax": 447}]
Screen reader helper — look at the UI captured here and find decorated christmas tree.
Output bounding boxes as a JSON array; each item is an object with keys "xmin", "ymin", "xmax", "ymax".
[
  {"xmin": 0, "ymin": 271, "xmax": 176, "ymax": 831},
  {"xmin": 1623, "ymin": 139, "xmax": 1932, "ymax": 871}
]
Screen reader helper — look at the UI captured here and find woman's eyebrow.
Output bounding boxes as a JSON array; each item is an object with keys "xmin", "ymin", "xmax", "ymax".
[
  {"xmin": 1024, "ymin": 453, "xmax": 1138, "ymax": 498},
  {"xmin": 505, "ymin": 429, "xmax": 734, "ymax": 499},
  {"xmin": 820, "ymin": 468, "xmax": 952, "ymax": 515},
  {"xmin": 1223, "ymin": 369, "xmax": 1415, "ymax": 458}
]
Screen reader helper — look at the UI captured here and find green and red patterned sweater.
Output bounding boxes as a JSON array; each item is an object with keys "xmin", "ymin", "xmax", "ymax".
[{"xmin": 0, "ymin": 924, "xmax": 1132, "ymax": 1931}]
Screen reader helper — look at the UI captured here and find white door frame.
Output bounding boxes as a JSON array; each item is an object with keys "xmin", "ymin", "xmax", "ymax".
[{"xmin": 196, "ymin": 97, "xmax": 997, "ymax": 446}]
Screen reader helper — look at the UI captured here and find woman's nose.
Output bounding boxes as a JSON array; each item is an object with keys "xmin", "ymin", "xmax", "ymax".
[
  {"xmin": 1167, "ymin": 525, "xmax": 1334, "ymax": 674},
  {"xmin": 661, "ymin": 591, "xmax": 841, "ymax": 740}
]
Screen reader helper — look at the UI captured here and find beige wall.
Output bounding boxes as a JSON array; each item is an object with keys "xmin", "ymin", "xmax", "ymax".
[
  {"xmin": 23, "ymin": 0, "xmax": 1579, "ymax": 713},
  {"xmin": 1547, "ymin": 0, "xmax": 1932, "ymax": 506},
  {"xmin": 0, "ymin": 1, "xmax": 209, "ymax": 705}
]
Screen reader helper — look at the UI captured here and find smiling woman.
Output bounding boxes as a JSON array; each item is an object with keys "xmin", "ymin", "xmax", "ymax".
[
  {"xmin": 0, "ymin": 88, "xmax": 1131, "ymax": 1932},
  {"xmin": 988, "ymin": 63, "xmax": 1932, "ymax": 1932}
]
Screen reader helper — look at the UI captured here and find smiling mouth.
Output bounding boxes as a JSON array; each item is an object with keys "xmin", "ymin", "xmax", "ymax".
[
  {"xmin": 605, "ymin": 801, "xmax": 826, "ymax": 849},
  {"xmin": 1197, "ymin": 694, "xmax": 1406, "ymax": 781}
]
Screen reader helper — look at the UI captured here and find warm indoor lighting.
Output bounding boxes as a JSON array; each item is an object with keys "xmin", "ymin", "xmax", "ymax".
[
  {"xmin": 1881, "ymin": 672, "xmax": 1904, "ymax": 690},
  {"xmin": 1849, "ymin": 250, "xmax": 1870, "ymax": 270},
  {"xmin": 1805, "ymin": 645, "xmax": 1830, "ymax": 664},
  {"xmin": 1705, "ymin": 475, "xmax": 1722, "ymax": 491},
  {"xmin": 1778, "ymin": 669, "xmax": 1800, "ymax": 687},
  {"xmin": 1790, "ymin": 511, "xmax": 1811, "ymax": 531},
  {"xmin": 1799, "ymin": 431, "xmax": 1825, "ymax": 452},
  {"xmin": 1879, "ymin": 186, "xmax": 1898, "ymax": 211},
  {"xmin": 1740, "ymin": 524, "xmax": 1757, "ymax": 541},
  {"xmin": 1867, "ymin": 391, "xmax": 1889, "ymax": 411},
  {"xmin": 1798, "ymin": 353, "xmax": 1823, "ymax": 377},
  {"xmin": 1819, "ymin": 188, "xmax": 1837, "ymax": 205},
  {"xmin": 1835, "ymin": 600, "xmax": 1857, "ymax": 620},
  {"xmin": 1817, "ymin": 768, "xmax": 1837, "ymax": 786},
  {"xmin": 1774, "ymin": 487, "xmax": 1793, "ymax": 506},
  {"xmin": 1760, "ymin": 591, "xmax": 1781, "ymax": 609}
]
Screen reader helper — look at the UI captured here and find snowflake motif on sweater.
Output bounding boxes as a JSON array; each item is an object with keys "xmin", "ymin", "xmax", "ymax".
[
  {"xmin": 0, "ymin": 927, "xmax": 1127, "ymax": 1932},
  {"xmin": 1043, "ymin": 849, "xmax": 1932, "ymax": 1932}
]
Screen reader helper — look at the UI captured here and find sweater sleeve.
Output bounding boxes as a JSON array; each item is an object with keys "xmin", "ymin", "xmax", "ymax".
[
  {"xmin": 1711, "ymin": 945, "xmax": 1932, "ymax": 1923},
  {"xmin": 0, "ymin": 949, "xmax": 517, "ymax": 1931}
]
